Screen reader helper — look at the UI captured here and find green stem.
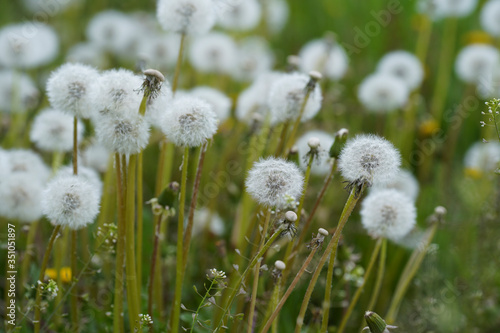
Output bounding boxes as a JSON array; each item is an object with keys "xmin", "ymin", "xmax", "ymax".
[
  {"xmin": 190, "ymin": 278, "xmax": 217, "ymax": 333},
  {"xmin": 385, "ymin": 223, "xmax": 438, "ymax": 323},
  {"xmin": 137, "ymin": 150, "xmax": 144, "ymax": 294},
  {"xmin": 247, "ymin": 210, "xmax": 272, "ymax": 332},
  {"xmin": 171, "ymin": 147, "xmax": 190, "ymax": 333},
  {"xmin": 295, "ymin": 185, "xmax": 365, "ymax": 333},
  {"xmin": 336, "ymin": 238, "xmax": 383, "ymax": 333},
  {"xmin": 148, "ymin": 212, "xmax": 167, "ymax": 317},
  {"xmin": 283, "ymin": 90, "xmax": 313, "ymax": 156},
  {"xmin": 70, "ymin": 230, "xmax": 79, "ymax": 331},
  {"xmin": 172, "ymin": 34, "xmax": 186, "ymax": 93},
  {"xmin": 20, "ymin": 220, "xmax": 39, "ymax": 296},
  {"xmin": 125, "ymin": 154, "xmax": 140, "ymax": 330},
  {"xmin": 113, "ymin": 153, "xmax": 125, "ymax": 333},
  {"xmin": 260, "ymin": 244, "xmax": 320, "ymax": 333},
  {"xmin": 34, "ymin": 225, "xmax": 61, "ymax": 333}
]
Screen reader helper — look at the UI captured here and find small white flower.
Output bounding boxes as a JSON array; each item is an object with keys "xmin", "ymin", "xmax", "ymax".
[
  {"xmin": 0, "ymin": 173, "xmax": 44, "ymax": 223},
  {"xmin": 372, "ymin": 169, "xmax": 420, "ymax": 201},
  {"xmin": 295, "ymin": 130, "xmax": 334, "ymax": 176},
  {"xmin": 338, "ymin": 134, "xmax": 401, "ymax": 186},
  {"xmin": 455, "ymin": 44, "xmax": 500, "ymax": 84},
  {"xmin": 188, "ymin": 32, "xmax": 238, "ymax": 74},
  {"xmin": 232, "ymin": 37, "xmax": 274, "ymax": 82},
  {"xmin": 481, "ymin": 0, "xmax": 500, "ymax": 36},
  {"xmin": 236, "ymin": 71, "xmax": 283, "ymax": 123},
  {"xmin": 268, "ymin": 72, "xmax": 322, "ymax": 125},
  {"xmin": 6, "ymin": 149, "xmax": 51, "ymax": 183},
  {"xmin": 80, "ymin": 142, "xmax": 111, "ymax": 173},
  {"xmin": 190, "ymin": 86, "xmax": 231, "ymax": 122},
  {"xmin": 0, "ymin": 70, "xmax": 39, "ymax": 113},
  {"xmin": 216, "ymin": 0, "xmax": 262, "ymax": 31},
  {"xmin": 156, "ymin": 0, "xmax": 217, "ymax": 35},
  {"xmin": 245, "ymin": 157, "xmax": 304, "ymax": 209},
  {"xmin": 376, "ymin": 51, "xmax": 424, "ymax": 90},
  {"xmin": 160, "ymin": 96, "xmax": 218, "ymax": 147},
  {"xmin": 46, "ymin": 63, "xmax": 100, "ymax": 119},
  {"xmin": 0, "ymin": 22, "xmax": 59, "ymax": 68},
  {"xmin": 42, "ymin": 174, "xmax": 100, "ymax": 230},
  {"xmin": 265, "ymin": 0, "xmax": 290, "ymax": 35},
  {"xmin": 360, "ymin": 189, "xmax": 416, "ymax": 241},
  {"xmin": 464, "ymin": 141, "xmax": 500, "ymax": 172},
  {"xmin": 30, "ymin": 108, "xmax": 84, "ymax": 152},
  {"xmin": 358, "ymin": 73, "xmax": 409, "ymax": 113},
  {"xmin": 299, "ymin": 38, "xmax": 349, "ymax": 81}
]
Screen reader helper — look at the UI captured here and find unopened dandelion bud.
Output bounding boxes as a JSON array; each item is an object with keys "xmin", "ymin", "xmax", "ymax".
[
  {"xmin": 329, "ymin": 128, "xmax": 349, "ymax": 158},
  {"xmin": 285, "ymin": 211, "xmax": 298, "ymax": 223},
  {"xmin": 274, "ymin": 260, "xmax": 286, "ymax": 271},
  {"xmin": 318, "ymin": 228, "xmax": 329, "ymax": 236},
  {"xmin": 307, "ymin": 137, "xmax": 321, "ymax": 150},
  {"xmin": 364, "ymin": 311, "xmax": 396, "ymax": 333}
]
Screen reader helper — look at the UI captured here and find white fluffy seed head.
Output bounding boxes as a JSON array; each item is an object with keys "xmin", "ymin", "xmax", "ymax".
[
  {"xmin": 190, "ymin": 86, "xmax": 232, "ymax": 122},
  {"xmin": 268, "ymin": 73, "xmax": 323, "ymax": 125},
  {"xmin": 0, "ymin": 70, "xmax": 39, "ymax": 113},
  {"xmin": 455, "ymin": 44, "xmax": 500, "ymax": 84},
  {"xmin": 30, "ymin": 108, "xmax": 84, "ymax": 152},
  {"xmin": 265, "ymin": 0, "xmax": 290, "ymax": 35},
  {"xmin": 47, "ymin": 63, "xmax": 100, "ymax": 119},
  {"xmin": 0, "ymin": 22, "xmax": 59, "ymax": 68},
  {"xmin": 216, "ymin": 0, "xmax": 262, "ymax": 31},
  {"xmin": 377, "ymin": 51, "xmax": 424, "ymax": 90},
  {"xmin": 295, "ymin": 130, "xmax": 334, "ymax": 176},
  {"xmin": 91, "ymin": 69, "xmax": 143, "ymax": 119},
  {"xmin": 161, "ymin": 96, "xmax": 218, "ymax": 147},
  {"xmin": 481, "ymin": 0, "xmax": 500, "ymax": 36},
  {"xmin": 236, "ymin": 71, "xmax": 283, "ymax": 123},
  {"xmin": 358, "ymin": 73, "xmax": 409, "ymax": 113},
  {"xmin": 360, "ymin": 189, "xmax": 416, "ymax": 241},
  {"xmin": 190, "ymin": 207, "xmax": 225, "ymax": 237},
  {"xmin": 274, "ymin": 260, "xmax": 286, "ymax": 270},
  {"xmin": 338, "ymin": 134, "xmax": 401, "ymax": 186},
  {"xmin": 80, "ymin": 142, "xmax": 110, "ymax": 173},
  {"xmin": 66, "ymin": 42, "xmax": 107, "ymax": 68},
  {"xmin": 232, "ymin": 37, "xmax": 274, "ymax": 82},
  {"xmin": 372, "ymin": 169, "xmax": 420, "ymax": 201},
  {"xmin": 464, "ymin": 141, "xmax": 500, "ymax": 172},
  {"xmin": 299, "ymin": 38, "xmax": 349, "ymax": 81},
  {"xmin": 57, "ymin": 166, "xmax": 103, "ymax": 199},
  {"xmin": 157, "ymin": 0, "xmax": 216, "ymax": 35},
  {"xmin": 6, "ymin": 149, "xmax": 50, "ymax": 183},
  {"xmin": 42, "ymin": 174, "xmax": 100, "ymax": 230},
  {"xmin": 432, "ymin": 0, "xmax": 478, "ymax": 18},
  {"xmin": 0, "ymin": 173, "xmax": 43, "ymax": 223},
  {"xmin": 137, "ymin": 33, "xmax": 181, "ymax": 69},
  {"xmin": 188, "ymin": 32, "xmax": 238, "ymax": 74},
  {"xmin": 144, "ymin": 81, "xmax": 174, "ymax": 129},
  {"xmin": 95, "ymin": 112, "xmax": 150, "ymax": 155},
  {"xmin": 245, "ymin": 157, "xmax": 304, "ymax": 209}
]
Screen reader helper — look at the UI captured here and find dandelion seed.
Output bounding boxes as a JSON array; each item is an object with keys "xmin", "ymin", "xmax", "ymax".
[
  {"xmin": 42, "ymin": 174, "xmax": 100, "ymax": 230},
  {"xmin": 160, "ymin": 96, "xmax": 218, "ymax": 147},
  {"xmin": 245, "ymin": 157, "xmax": 304, "ymax": 209},
  {"xmin": 360, "ymin": 189, "xmax": 416, "ymax": 241},
  {"xmin": 338, "ymin": 134, "xmax": 401, "ymax": 186}
]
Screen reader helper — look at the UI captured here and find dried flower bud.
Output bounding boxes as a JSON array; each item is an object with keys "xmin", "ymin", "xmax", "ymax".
[
  {"xmin": 285, "ymin": 211, "xmax": 298, "ymax": 222},
  {"xmin": 318, "ymin": 228, "xmax": 329, "ymax": 236}
]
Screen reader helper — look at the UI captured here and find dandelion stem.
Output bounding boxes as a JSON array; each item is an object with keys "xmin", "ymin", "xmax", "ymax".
[
  {"xmin": 20, "ymin": 220, "xmax": 39, "ymax": 296},
  {"xmin": 274, "ymin": 121, "xmax": 290, "ymax": 156},
  {"xmin": 171, "ymin": 146, "xmax": 190, "ymax": 333},
  {"xmin": 247, "ymin": 209, "xmax": 272, "ymax": 333},
  {"xmin": 113, "ymin": 153, "xmax": 126, "ymax": 333},
  {"xmin": 125, "ymin": 154, "xmax": 140, "ymax": 329},
  {"xmin": 183, "ymin": 141, "xmax": 208, "ymax": 271},
  {"xmin": 148, "ymin": 211, "xmax": 167, "ymax": 319},
  {"xmin": 336, "ymin": 238, "xmax": 383, "ymax": 333},
  {"xmin": 34, "ymin": 224, "xmax": 61, "ymax": 333},
  {"xmin": 137, "ymin": 150, "xmax": 144, "ymax": 293},
  {"xmin": 172, "ymin": 33, "xmax": 186, "ymax": 93},
  {"xmin": 70, "ymin": 230, "xmax": 79, "ymax": 331},
  {"xmin": 283, "ymin": 90, "xmax": 313, "ymax": 156},
  {"xmin": 260, "ymin": 244, "xmax": 320, "ymax": 333},
  {"xmin": 295, "ymin": 185, "xmax": 365, "ymax": 333},
  {"xmin": 385, "ymin": 223, "xmax": 438, "ymax": 323}
]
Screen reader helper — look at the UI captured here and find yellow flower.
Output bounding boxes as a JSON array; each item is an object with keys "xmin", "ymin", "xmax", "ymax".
[
  {"xmin": 465, "ymin": 31, "xmax": 494, "ymax": 45},
  {"xmin": 44, "ymin": 267, "xmax": 72, "ymax": 283},
  {"xmin": 418, "ymin": 119, "xmax": 439, "ymax": 138},
  {"xmin": 45, "ymin": 268, "xmax": 57, "ymax": 280},
  {"xmin": 464, "ymin": 168, "xmax": 483, "ymax": 179}
]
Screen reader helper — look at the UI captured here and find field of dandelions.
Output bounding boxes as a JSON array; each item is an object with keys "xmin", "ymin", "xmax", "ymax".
[{"xmin": 1, "ymin": 0, "xmax": 500, "ymax": 332}]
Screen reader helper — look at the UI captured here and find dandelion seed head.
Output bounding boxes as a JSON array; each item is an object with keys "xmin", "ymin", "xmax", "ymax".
[
  {"xmin": 481, "ymin": 0, "xmax": 500, "ymax": 36},
  {"xmin": 190, "ymin": 86, "xmax": 231, "ymax": 122},
  {"xmin": 138, "ymin": 33, "xmax": 180, "ymax": 69},
  {"xmin": 66, "ymin": 42, "xmax": 107, "ymax": 68},
  {"xmin": 160, "ymin": 96, "xmax": 218, "ymax": 147},
  {"xmin": 58, "ymin": 165, "xmax": 103, "ymax": 199},
  {"xmin": 295, "ymin": 130, "xmax": 334, "ymax": 176},
  {"xmin": 0, "ymin": 70, "xmax": 39, "ymax": 113},
  {"xmin": 372, "ymin": 169, "xmax": 420, "ymax": 201},
  {"xmin": 360, "ymin": 189, "xmax": 416, "ymax": 241},
  {"xmin": 464, "ymin": 141, "xmax": 500, "ymax": 172},
  {"xmin": 157, "ymin": 0, "xmax": 216, "ymax": 35},
  {"xmin": 216, "ymin": 0, "xmax": 261, "ymax": 31},
  {"xmin": 80, "ymin": 142, "xmax": 110, "ymax": 173},
  {"xmin": 432, "ymin": 0, "xmax": 478, "ymax": 18},
  {"xmin": 189, "ymin": 32, "xmax": 238, "ymax": 74},
  {"xmin": 42, "ymin": 174, "xmax": 100, "ymax": 230},
  {"xmin": 455, "ymin": 44, "xmax": 499, "ymax": 84},
  {"xmin": 232, "ymin": 37, "xmax": 274, "ymax": 82},
  {"xmin": 338, "ymin": 134, "xmax": 401, "ymax": 186},
  {"xmin": 0, "ymin": 173, "xmax": 43, "ymax": 223},
  {"xmin": 268, "ymin": 72, "xmax": 322, "ymax": 125},
  {"xmin": 377, "ymin": 50, "xmax": 423, "ymax": 90},
  {"xmin": 30, "ymin": 108, "xmax": 84, "ymax": 152},
  {"xmin": 299, "ymin": 38, "xmax": 349, "ymax": 81},
  {"xmin": 358, "ymin": 73, "xmax": 409, "ymax": 112},
  {"xmin": 245, "ymin": 157, "xmax": 304, "ymax": 209},
  {"xmin": 6, "ymin": 149, "xmax": 50, "ymax": 183},
  {"xmin": 190, "ymin": 207, "xmax": 225, "ymax": 237},
  {"xmin": 265, "ymin": 0, "xmax": 290, "ymax": 34}
]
